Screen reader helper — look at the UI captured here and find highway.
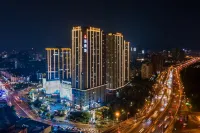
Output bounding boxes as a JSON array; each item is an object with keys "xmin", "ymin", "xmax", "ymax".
[
  {"xmin": 150, "ymin": 58, "xmax": 200, "ymax": 133},
  {"xmin": 103, "ymin": 68, "xmax": 171, "ymax": 133},
  {"xmin": 150, "ymin": 70, "xmax": 181, "ymax": 133},
  {"xmin": 127, "ymin": 68, "xmax": 174, "ymax": 133},
  {"xmin": 105, "ymin": 58, "xmax": 200, "ymax": 133}
]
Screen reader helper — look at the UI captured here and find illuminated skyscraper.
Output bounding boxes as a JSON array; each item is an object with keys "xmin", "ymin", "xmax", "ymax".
[
  {"xmin": 72, "ymin": 26, "xmax": 106, "ymax": 110},
  {"xmin": 106, "ymin": 33, "xmax": 129, "ymax": 90},
  {"xmin": 130, "ymin": 46, "xmax": 137, "ymax": 66},
  {"xmin": 45, "ymin": 47, "xmax": 71, "ymax": 81},
  {"xmin": 124, "ymin": 41, "xmax": 130, "ymax": 82},
  {"xmin": 61, "ymin": 48, "xmax": 72, "ymax": 81},
  {"xmin": 44, "ymin": 48, "xmax": 72, "ymax": 97}
]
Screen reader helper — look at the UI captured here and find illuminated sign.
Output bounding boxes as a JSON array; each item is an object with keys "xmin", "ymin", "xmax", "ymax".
[
  {"xmin": 134, "ymin": 47, "xmax": 136, "ymax": 51},
  {"xmin": 62, "ymin": 81, "xmax": 71, "ymax": 85},
  {"xmin": 84, "ymin": 34, "xmax": 87, "ymax": 53}
]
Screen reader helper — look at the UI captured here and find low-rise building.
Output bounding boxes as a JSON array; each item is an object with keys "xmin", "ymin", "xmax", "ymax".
[{"xmin": 0, "ymin": 71, "xmax": 30, "ymax": 83}]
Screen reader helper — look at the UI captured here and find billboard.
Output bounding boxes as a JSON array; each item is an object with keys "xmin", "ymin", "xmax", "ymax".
[{"xmin": 84, "ymin": 34, "xmax": 87, "ymax": 53}]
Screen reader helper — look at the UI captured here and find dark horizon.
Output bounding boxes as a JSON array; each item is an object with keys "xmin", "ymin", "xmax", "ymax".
[{"xmin": 0, "ymin": 0, "xmax": 200, "ymax": 52}]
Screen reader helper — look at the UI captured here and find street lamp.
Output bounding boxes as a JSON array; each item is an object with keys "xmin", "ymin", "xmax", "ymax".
[{"xmin": 115, "ymin": 112, "xmax": 120, "ymax": 121}]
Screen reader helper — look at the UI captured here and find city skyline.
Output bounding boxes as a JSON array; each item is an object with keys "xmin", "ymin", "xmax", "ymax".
[
  {"xmin": 0, "ymin": 1, "xmax": 200, "ymax": 52},
  {"xmin": 1, "ymin": 1, "xmax": 200, "ymax": 133}
]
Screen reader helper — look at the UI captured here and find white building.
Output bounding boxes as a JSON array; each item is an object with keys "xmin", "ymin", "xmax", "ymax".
[
  {"xmin": 60, "ymin": 80, "xmax": 72, "ymax": 101},
  {"xmin": 42, "ymin": 79, "xmax": 60, "ymax": 94},
  {"xmin": 42, "ymin": 79, "xmax": 72, "ymax": 101}
]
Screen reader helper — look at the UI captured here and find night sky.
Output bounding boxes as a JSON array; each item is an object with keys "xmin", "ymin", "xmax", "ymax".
[{"xmin": 0, "ymin": 0, "xmax": 200, "ymax": 52}]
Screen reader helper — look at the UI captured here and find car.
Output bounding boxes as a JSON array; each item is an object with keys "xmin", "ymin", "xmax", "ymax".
[
  {"xmin": 164, "ymin": 122, "xmax": 169, "ymax": 128},
  {"xmin": 164, "ymin": 116, "xmax": 169, "ymax": 121},
  {"xmin": 158, "ymin": 122, "xmax": 163, "ymax": 127},
  {"xmin": 183, "ymin": 123, "xmax": 187, "ymax": 126},
  {"xmin": 151, "ymin": 127, "xmax": 155, "ymax": 132}
]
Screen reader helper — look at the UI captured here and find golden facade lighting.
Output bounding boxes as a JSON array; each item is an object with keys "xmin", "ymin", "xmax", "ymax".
[
  {"xmin": 72, "ymin": 26, "xmax": 104, "ymax": 90},
  {"xmin": 45, "ymin": 47, "xmax": 71, "ymax": 81}
]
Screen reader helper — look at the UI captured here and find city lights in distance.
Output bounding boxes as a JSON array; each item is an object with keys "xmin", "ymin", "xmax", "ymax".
[{"xmin": 142, "ymin": 50, "xmax": 144, "ymax": 54}]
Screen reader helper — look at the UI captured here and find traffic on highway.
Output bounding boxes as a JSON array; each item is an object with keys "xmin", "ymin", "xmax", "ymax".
[{"xmin": 103, "ymin": 57, "xmax": 200, "ymax": 133}]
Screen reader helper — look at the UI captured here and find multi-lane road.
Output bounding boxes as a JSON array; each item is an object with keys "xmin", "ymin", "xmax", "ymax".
[
  {"xmin": 104, "ymin": 57, "xmax": 200, "ymax": 133},
  {"xmin": 148, "ymin": 58, "xmax": 200, "ymax": 133},
  {"xmin": 103, "ymin": 68, "xmax": 171, "ymax": 133},
  {"xmin": 127, "ymin": 68, "xmax": 174, "ymax": 133}
]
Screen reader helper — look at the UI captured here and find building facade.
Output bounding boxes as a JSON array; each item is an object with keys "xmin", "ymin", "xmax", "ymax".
[
  {"xmin": 106, "ymin": 33, "xmax": 124, "ymax": 90},
  {"xmin": 72, "ymin": 26, "xmax": 106, "ymax": 110},
  {"xmin": 44, "ymin": 48, "xmax": 72, "ymax": 100},
  {"xmin": 151, "ymin": 53, "xmax": 164, "ymax": 74},
  {"xmin": 105, "ymin": 33, "xmax": 130, "ymax": 90},
  {"xmin": 124, "ymin": 41, "xmax": 130, "ymax": 82},
  {"xmin": 45, "ymin": 48, "xmax": 71, "ymax": 81},
  {"xmin": 44, "ymin": 26, "xmax": 130, "ymax": 110},
  {"xmin": 61, "ymin": 48, "xmax": 72, "ymax": 81},
  {"xmin": 130, "ymin": 46, "xmax": 137, "ymax": 66},
  {"xmin": 141, "ymin": 63, "xmax": 153, "ymax": 79},
  {"xmin": 172, "ymin": 48, "xmax": 185, "ymax": 61},
  {"xmin": 46, "ymin": 48, "xmax": 60, "ymax": 80}
]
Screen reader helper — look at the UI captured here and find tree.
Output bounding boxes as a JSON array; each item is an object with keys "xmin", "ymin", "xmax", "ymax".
[
  {"xmin": 46, "ymin": 113, "xmax": 51, "ymax": 119},
  {"xmin": 38, "ymin": 110, "xmax": 42, "ymax": 114},
  {"xmin": 11, "ymin": 105, "xmax": 15, "ymax": 111},
  {"xmin": 81, "ymin": 112, "xmax": 92, "ymax": 123},
  {"xmin": 50, "ymin": 115, "xmax": 54, "ymax": 120},
  {"xmin": 58, "ymin": 110, "xmax": 65, "ymax": 117},
  {"xmin": 33, "ymin": 99, "xmax": 42, "ymax": 107}
]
